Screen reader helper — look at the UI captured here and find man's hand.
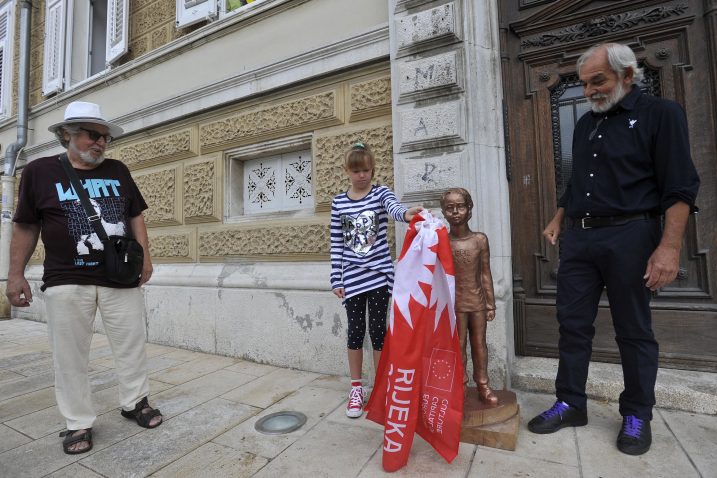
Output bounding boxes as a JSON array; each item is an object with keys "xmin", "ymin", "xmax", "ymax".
[
  {"xmin": 139, "ymin": 257, "xmax": 153, "ymax": 286},
  {"xmin": 333, "ymin": 288, "xmax": 345, "ymax": 299},
  {"xmin": 6, "ymin": 274, "xmax": 33, "ymax": 307},
  {"xmin": 543, "ymin": 208, "xmax": 565, "ymax": 246},
  {"xmin": 487, "ymin": 310, "xmax": 496, "ymax": 321},
  {"xmin": 644, "ymin": 245, "xmax": 680, "ymax": 291}
]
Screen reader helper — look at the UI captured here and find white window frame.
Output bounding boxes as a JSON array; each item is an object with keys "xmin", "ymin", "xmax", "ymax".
[
  {"xmin": 0, "ymin": 0, "xmax": 15, "ymax": 117},
  {"xmin": 43, "ymin": 0, "xmax": 129, "ymax": 96},
  {"xmin": 225, "ymin": 133, "xmax": 314, "ymax": 223},
  {"xmin": 176, "ymin": 0, "xmax": 217, "ymax": 29}
]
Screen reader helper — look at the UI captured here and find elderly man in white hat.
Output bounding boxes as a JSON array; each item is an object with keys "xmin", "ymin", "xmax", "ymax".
[{"xmin": 6, "ymin": 101, "xmax": 162, "ymax": 455}]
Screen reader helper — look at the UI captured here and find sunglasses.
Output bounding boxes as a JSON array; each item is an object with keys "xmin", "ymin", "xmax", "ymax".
[{"xmin": 78, "ymin": 127, "xmax": 113, "ymax": 144}]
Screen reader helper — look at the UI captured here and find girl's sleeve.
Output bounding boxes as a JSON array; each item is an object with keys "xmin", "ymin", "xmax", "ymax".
[
  {"xmin": 329, "ymin": 200, "xmax": 344, "ymax": 290},
  {"xmin": 379, "ymin": 187, "xmax": 408, "ymax": 222}
]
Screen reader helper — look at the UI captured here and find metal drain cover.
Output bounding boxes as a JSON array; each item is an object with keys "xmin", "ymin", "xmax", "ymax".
[{"xmin": 254, "ymin": 411, "xmax": 307, "ymax": 435}]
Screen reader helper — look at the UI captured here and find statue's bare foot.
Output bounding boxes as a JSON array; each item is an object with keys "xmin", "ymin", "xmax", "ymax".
[{"xmin": 477, "ymin": 382, "xmax": 499, "ymax": 406}]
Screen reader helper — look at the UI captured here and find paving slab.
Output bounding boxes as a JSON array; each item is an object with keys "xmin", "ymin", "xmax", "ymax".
[
  {"xmin": 0, "ymin": 350, "xmax": 51, "ymax": 369},
  {"xmin": 0, "ymin": 386, "xmax": 56, "ymax": 422},
  {"xmin": 252, "ymin": 419, "xmax": 383, "ymax": 478},
  {"xmin": 659, "ymin": 408, "xmax": 717, "ymax": 478},
  {"xmin": 576, "ymin": 400, "xmax": 700, "ymax": 478},
  {"xmin": 221, "ymin": 368, "xmax": 321, "ymax": 408},
  {"xmin": 0, "ymin": 423, "xmax": 32, "ymax": 453},
  {"xmin": 0, "ymin": 371, "xmax": 54, "ymax": 402},
  {"xmin": 151, "ymin": 442, "xmax": 268, "ymax": 478},
  {"xmin": 214, "ymin": 385, "xmax": 345, "ymax": 459},
  {"xmin": 467, "ymin": 447, "xmax": 580, "ymax": 477},
  {"xmin": 80, "ymin": 398, "xmax": 259, "ymax": 478},
  {"xmin": 309, "ymin": 373, "xmax": 353, "ymax": 392},
  {"xmin": 224, "ymin": 360, "xmax": 279, "ymax": 377},
  {"xmin": 0, "ymin": 368, "xmax": 23, "ymax": 382},
  {"xmin": 157, "ymin": 348, "xmax": 213, "ymax": 362},
  {"xmin": 149, "ymin": 355, "xmax": 238, "ymax": 385},
  {"xmin": 45, "ymin": 463, "xmax": 105, "ymax": 478},
  {"xmin": 358, "ymin": 437, "xmax": 476, "ymax": 477},
  {"xmin": 152, "ymin": 369, "xmax": 257, "ymax": 418}
]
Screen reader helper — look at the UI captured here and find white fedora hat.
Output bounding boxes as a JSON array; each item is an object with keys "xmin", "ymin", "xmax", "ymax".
[{"xmin": 48, "ymin": 101, "xmax": 124, "ymax": 138}]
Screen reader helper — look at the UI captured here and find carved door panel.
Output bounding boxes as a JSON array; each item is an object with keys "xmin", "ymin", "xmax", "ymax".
[{"xmin": 500, "ymin": 0, "xmax": 717, "ymax": 371}]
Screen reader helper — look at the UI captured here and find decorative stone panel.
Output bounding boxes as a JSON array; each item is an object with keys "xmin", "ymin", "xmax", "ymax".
[
  {"xmin": 128, "ymin": 36, "xmax": 150, "ymax": 61},
  {"xmin": 131, "ymin": 0, "xmax": 175, "ymax": 37},
  {"xmin": 350, "ymin": 77, "xmax": 392, "ymax": 121},
  {"xmin": 398, "ymin": 50, "xmax": 464, "ymax": 102},
  {"xmin": 148, "ymin": 230, "xmax": 196, "ymax": 262},
  {"xmin": 199, "ymin": 91, "xmax": 343, "ymax": 153},
  {"xmin": 199, "ymin": 220, "xmax": 330, "ymax": 260},
  {"xmin": 133, "ymin": 166, "xmax": 182, "ymax": 226},
  {"xmin": 117, "ymin": 128, "xmax": 198, "ymax": 170},
  {"xmin": 399, "ymin": 152, "xmax": 462, "ymax": 199},
  {"xmin": 184, "ymin": 156, "xmax": 222, "ymax": 223},
  {"xmin": 29, "ymin": 242, "xmax": 45, "ymax": 265},
  {"xmin": 399, "ymin": 101, "xmax": 465, "ymax": 152},
  {"xmin": 313, "ymin": 124, "xmax": 394, "ymax": 211},
  {"xmin": 396, "ymin": 2, "xmax": 462, "ymax": 55}
]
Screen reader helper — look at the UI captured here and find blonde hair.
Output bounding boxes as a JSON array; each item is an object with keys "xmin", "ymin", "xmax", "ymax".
[{"xmin": 344, "ymin": 142, "xmax": 375, "ymax": 177}]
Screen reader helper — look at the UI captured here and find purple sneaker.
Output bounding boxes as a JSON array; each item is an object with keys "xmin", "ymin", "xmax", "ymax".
[
  {"xmin": 528, "ymin": 400, "xmax": 588, "ymax": 434},
  {"xmin": 617, "ymin": 416, "xmax": 651, "ymax": 455}
]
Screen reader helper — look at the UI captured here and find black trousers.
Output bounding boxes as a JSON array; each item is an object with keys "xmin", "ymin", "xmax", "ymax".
[
  {"xmin": 555, "ymin": 217, "xmax": 661, "ymax": 420},
  {"xmin": 344, "ymin": 286, "xmax": 390, "ymax": 350}
]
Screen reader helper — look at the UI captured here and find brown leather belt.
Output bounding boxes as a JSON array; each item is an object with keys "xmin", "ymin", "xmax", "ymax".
[{"xmin": 567, "ymin": 212, "xmax": 657, "ymax": 229}]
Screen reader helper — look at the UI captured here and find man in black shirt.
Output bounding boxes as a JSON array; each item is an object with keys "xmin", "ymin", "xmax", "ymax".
[
  {"xmin": 6, "ymin": 102, "xmax": 163, "ymax": 455},
  {"xmin": 527, "ymin": 44, "xmax": 699, "ymax": 456}
]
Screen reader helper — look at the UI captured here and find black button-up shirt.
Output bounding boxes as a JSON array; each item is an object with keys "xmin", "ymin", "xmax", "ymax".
[{"xmin": 558, "ymin": 85, "xmax": 700, "ymax": 218}]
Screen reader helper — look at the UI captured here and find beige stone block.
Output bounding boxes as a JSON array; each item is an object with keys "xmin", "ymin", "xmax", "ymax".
[
  {"xmin": 148, "ymin": 228, "xmax": 196, "ymax": 263},
  {"xmin": 133, "ymin": 164, "xmax": 183, "ymax": 226},
  {"xmin": 150, "ymin": 355, "xmax": 238, "ymax": 385},
  {"xmin": 199, "ymin": 90, "xmax": 344, "ymax": 153},
  {"xmin": 152, "ymin": 442, "xmax": 268, "ymax": 478},
  {"xmin": 198, "ymin": 218, "xmax": 330, "ymax": 260},
  {"xmin": 350, "ymin": 76, "xmax": 392, "ymax": 122},
  {"xmin": 118, "ymin": 127, "xmax": 198, "ymax": 170},
  {"xmin": 130, "ymin": 0, "xmax": 175, "ymax": 37},
  {"xmin": 220, "ymin": 368, "xmax": 320, "ymax": 409},
  {"xmin": 184, "ymin": 155, "xmax": 223, "ymax": 223},
  {"xmin": 313, "ymin": 123, "xmax": 394, "ymax": 211}
]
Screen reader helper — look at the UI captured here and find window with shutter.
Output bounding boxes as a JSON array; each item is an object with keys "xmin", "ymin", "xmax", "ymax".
[
  {"xmin": 42, "ymin": 0, "xmax": 66, "ymax": 96},
  {"xmin": 0, "ymin": 2, "xmax": 12, "ymax": 117},
  {"xmin": 106, "ymin": 0, "xmax": 128, "ymax": 64},
  {"xmin": 176, "ymin": 0, "xmax": 217, "ymax": 29}
]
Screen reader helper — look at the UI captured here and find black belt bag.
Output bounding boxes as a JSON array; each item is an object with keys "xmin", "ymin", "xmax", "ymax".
[
  {"xmin": 567, "ymin": 212, "xmax": 657, "ymax": 229},
  {"xmin": 59, "ymin": 154, "xmax": 144, "ymax": 285}
]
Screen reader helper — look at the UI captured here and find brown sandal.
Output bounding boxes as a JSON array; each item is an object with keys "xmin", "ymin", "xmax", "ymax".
[{"xmin": 120, "ymin": 397, "xmax": 162, "ymax": 428}]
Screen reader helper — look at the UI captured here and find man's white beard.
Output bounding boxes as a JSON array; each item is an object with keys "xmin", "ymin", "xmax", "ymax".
[
  {"xmin": 589, "ymin": 81, "xmax": 626, "ymax": 113},
  {"xmin": 69, "ymin": 143, "xmax": 105, "ymax": 166}
]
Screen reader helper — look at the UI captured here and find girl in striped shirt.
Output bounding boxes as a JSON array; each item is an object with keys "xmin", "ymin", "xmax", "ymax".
[{"xmin": 330, "ymin": 142, "xmax": 422, "ymax": 418}]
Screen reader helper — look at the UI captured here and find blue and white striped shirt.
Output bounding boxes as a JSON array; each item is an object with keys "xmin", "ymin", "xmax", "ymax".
[{"xmin": 330, "ymin": 185, "xmax": 408, "ymax": 299}]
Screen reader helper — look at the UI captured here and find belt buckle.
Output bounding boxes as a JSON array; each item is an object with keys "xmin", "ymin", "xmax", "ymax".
[{"xmin": 581, "ymin": 217, "xmax": 591, "ymax": 229}]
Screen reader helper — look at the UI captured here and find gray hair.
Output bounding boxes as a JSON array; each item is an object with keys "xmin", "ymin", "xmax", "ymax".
[
  {"xmin": 577, "ymin": 43, "xmax": 644, "ymax": 85},
  {"xmin": 54, "ymin": 124, "xmax": 81, "ymax": 148}
]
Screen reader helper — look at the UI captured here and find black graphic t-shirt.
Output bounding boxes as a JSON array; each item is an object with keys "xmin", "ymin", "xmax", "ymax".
[{"xmin": 14, "ymin": 155, "xmax": 148, "ymax": 290}]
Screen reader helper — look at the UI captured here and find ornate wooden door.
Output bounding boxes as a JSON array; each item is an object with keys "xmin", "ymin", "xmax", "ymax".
[{"xmin": 500, "ymin": 0, "xmax": 717, "ymax": 371}]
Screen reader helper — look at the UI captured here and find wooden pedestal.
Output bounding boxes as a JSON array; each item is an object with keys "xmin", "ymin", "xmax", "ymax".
[{"xmin": 460, "ymin": 388, "xmax": 520, "ymax": 451}]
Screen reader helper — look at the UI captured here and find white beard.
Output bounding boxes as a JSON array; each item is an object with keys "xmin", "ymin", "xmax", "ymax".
[{"xmin": 589, "ymin": 81, "xmax": 626, "ymax": 113}]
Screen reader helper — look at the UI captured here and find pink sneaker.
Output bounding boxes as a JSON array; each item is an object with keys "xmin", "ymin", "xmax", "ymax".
[{"xmin": 345, "ymin": 386, "xmax": 366, "ymax": 418}]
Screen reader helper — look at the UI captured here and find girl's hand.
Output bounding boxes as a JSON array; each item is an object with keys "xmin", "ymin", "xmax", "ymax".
[
  {"xmin": 404, "ymin": 206, "xmax": 424, "ymax": 222},
  {"xmin": 333, "ymin": 288, "xmax": 345, "ymax": 298}
]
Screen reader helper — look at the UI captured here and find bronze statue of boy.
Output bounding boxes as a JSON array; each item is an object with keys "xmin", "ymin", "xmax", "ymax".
[{"xmin": 441, "ymin": 188, "xmax": 498, "ymax": 406}]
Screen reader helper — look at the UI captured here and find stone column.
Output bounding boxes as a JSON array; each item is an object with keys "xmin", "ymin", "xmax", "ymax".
[{"xmin": 388, "ymin": 0, "xmax": 513, "ymax": 388}]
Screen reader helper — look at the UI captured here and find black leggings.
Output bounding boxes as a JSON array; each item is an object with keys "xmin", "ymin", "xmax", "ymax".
[{"xmin": 344, "ymin": 286, "xmax": 390, "ymax": 350}]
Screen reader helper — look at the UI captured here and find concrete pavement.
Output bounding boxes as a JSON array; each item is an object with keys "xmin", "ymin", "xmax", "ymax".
[{"xmin": 0, "ymin": 318, "xmax": 714, "ymax": 477}]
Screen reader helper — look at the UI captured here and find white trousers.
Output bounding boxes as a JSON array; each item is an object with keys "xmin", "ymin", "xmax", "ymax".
[{"xmin": 44, "ymin": 285, "xmax": 150, "ymax": 430}]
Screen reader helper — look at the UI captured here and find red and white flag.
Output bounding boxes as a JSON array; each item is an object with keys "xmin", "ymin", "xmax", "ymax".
[{"xmin": 365, "ymin": 211, "xmax": 464, "ymax": 472}]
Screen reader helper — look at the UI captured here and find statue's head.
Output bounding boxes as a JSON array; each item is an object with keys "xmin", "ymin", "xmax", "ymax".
[{"xmin": 440, "ymin": 188, "xmax": 473, "ymax": 227}]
